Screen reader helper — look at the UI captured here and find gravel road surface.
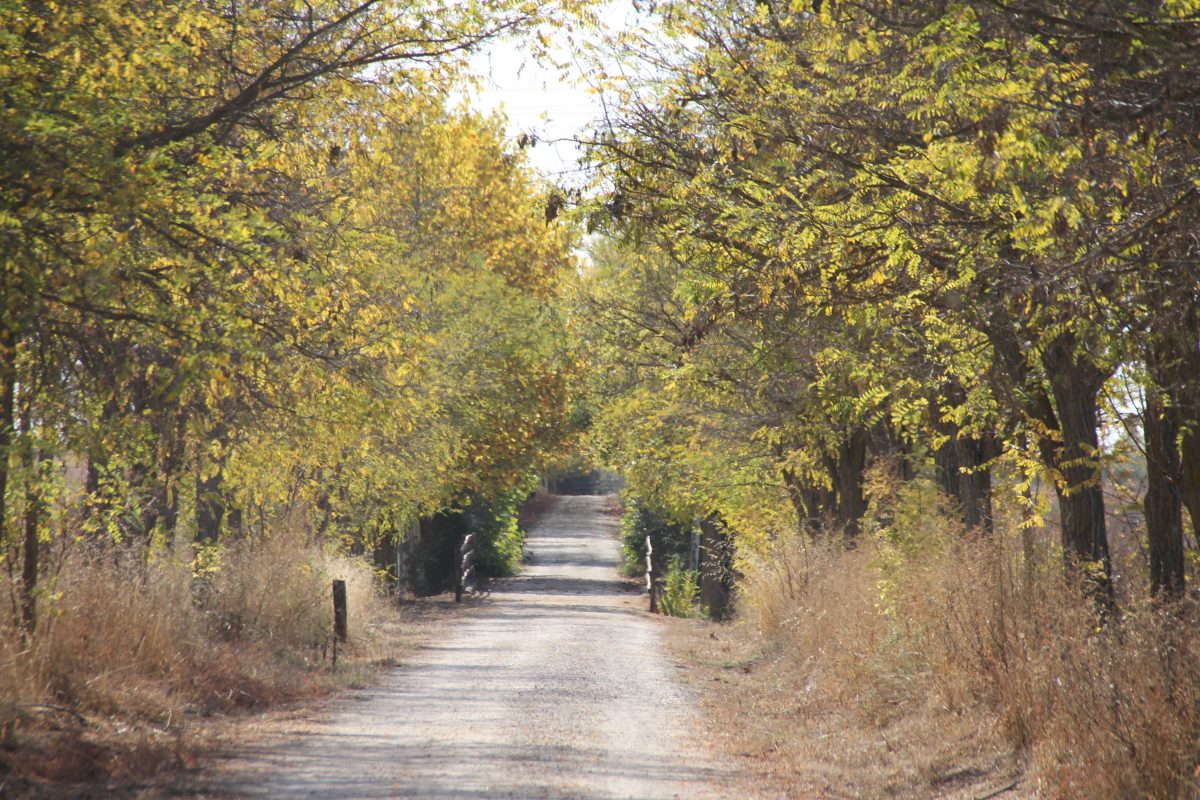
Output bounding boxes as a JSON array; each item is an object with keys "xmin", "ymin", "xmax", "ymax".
[{"xmin": 205, "ymin": 494, "xmax": 737, "ymax": 799}]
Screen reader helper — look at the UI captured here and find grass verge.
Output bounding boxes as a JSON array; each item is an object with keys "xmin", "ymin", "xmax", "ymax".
[
  {"xmin": 0, "ymin": 529, "xmax": 453, "ymax": 798},
  {"xmin": 668, "ymin": 496, "xmax": 1200, "ymax": 799}
]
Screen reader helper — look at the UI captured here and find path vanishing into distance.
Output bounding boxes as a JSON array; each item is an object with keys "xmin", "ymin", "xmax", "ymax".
[{"xmin": 199, "ymin": 495, "xmax": 741, "ymax": 799}]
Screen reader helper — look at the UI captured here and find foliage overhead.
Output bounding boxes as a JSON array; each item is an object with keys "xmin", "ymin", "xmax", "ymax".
[
  {"xmin": 578, "ymin": 0, "xmax": 1200, "ymax": 602},
  {"xmin": 0, "ymin": 0, "xmax": 586, "ymax": 621}
]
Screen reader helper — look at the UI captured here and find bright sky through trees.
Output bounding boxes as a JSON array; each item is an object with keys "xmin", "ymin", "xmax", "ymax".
[{"xmin": 467, "ymin": 2, "xmax": 640, "ymax": 183}]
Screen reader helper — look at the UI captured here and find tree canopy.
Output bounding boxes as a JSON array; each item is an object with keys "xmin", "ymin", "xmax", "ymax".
[
  {"xmin": 579, "ymin": 0, "xmax": 1200, "ymax": 602},
  {"xmin": 1, "ymin": 0, "xmax": 585, "ymax": 630}
]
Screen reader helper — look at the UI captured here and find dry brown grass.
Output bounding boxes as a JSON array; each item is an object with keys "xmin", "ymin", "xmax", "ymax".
[
  {"xmin": 673, "ymin": 540, "xmax": 1019, "ymax": 799},
  {"xmin": 0, "ymin": 528, "xmax": 402, "ymax": 796},
  {"xmin": 913, "ymin": 530, "xmax": 1200, "ymax": 800},
  {"xmin": 674, "ymin": 477, "xmax": 1200, "ymax": 799}
]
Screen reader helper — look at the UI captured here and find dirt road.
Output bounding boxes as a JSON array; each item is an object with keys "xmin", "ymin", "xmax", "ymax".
[{"xmin": 202, "ymin": 495, "xmax": 738, "ymax": 799}]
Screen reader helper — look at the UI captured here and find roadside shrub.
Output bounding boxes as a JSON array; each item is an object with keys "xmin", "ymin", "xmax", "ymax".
[
  {"xmin": 471, "ymin": 481, "xmax": 534, "ymax": 577},
  {"xmin": 736, "ymin": 479, "xmax": 1200, "ymax": 799},
  {"xmin": 618, "ymin": 495, "xmax": 691, "ymax": 578},
  {"xmin": 201, "ymin": 533, "xmax": 328, "ymax": 648},
  {"xmin": 474, "ymin": 508, "xmax": 525, "ymax": 577},
  {"xmin": 911, "ymin": 530, "xmax": 1200, "ymax": 799},
  {"xmin": 200, "ymin": 527, "xmax": 387, "ymax": 650},
  {"xmin": 21, "ymin": 552, "xmax": 200, "ymax": 720},
  {"xmin": 0, "ymin": 529, "xmax": 390, "ymax": 734},
  {"xmin": 739, "ymin": 531, "xmax": 894, "ymax": 713},
  {"xmin": 658, "ymin": 557, "xmax": 702, "ymax": 618},
  {"xmin": 863, "ymin": 462, "xmax": 963, "ymax": 616}
]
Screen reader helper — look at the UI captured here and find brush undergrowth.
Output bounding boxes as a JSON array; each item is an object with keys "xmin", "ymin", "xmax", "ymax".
[
  {"xmin": 737, "ymin": 469, "xmax": 1200, "ymax": 799},
  {"xmin": 659, "ymin": 557, "xmax": 702, "ymax": 618},
  {"xmin": 0, "ymin": 527, "xmax": 391, "ymax": 786}
]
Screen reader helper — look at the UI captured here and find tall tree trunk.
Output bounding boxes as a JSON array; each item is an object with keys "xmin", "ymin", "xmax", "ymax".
[
  {"xmin": 1143, "ymin": 390, "xmax": 1185, "ymax": 597},
  {"xmin": 1142, "ymin": 312, "xmax": 1198, "ymax": 597},
  {"xmin": 82, "ymin": 394, "xmax": 121, "ymax": 549},
  {"xmin": 195, "ymin": 466, "xmax": 225, "ymax": 544},
  {"xmin": 869, "ymin": 421, "xmax": 915, "ymax": 481},
  {"xmin": 1157, "ymin": 334, "xmax": 1200, "ymax": 545},
  {"xmin": 18, "ymin": 397, "xmax": 40, "ymax": 639},
  {"xmin": 224, "ymin": 504, "xmax": 244, "ymax": 538},
  {"xmin": 933, "ymin": 384, "xmax": 997, "ymax": 533},
  {"xmin": 935, "ymin": 428, "xmax": 997, "ymax": 533},
  {"xmin": 129, "ymin": 370, "xmax": 189, "ymax": 550},
  {"xmin": 984, "ymin": 308, "xmax": 1111, "ymax": 601},
  {"xmin": 129, "ymin": 456, "xmax": 158, "ymax": 547},
  {"xmin": 825, "ymin": 427, "xmax": 868, "ymax": 539},
  {"xmin": 1144, "ymin": 292, "xmax": 1200, "ymax": 549},
  {"xmin": 779, "ymin": 465, "xmax": 833, "ymax": 533},
  {"xmin": 158, "ymin": 411, "xmax": 188, "ymax": 550},
  {"xmin": 373, "ymin": 522, "xmax": 399, "ymax": 592},
  {"xmin": 698, "ymin": 515, "xmax": 733, "ymax": 619},
  {"xmin": 0, "ymin": 322, "xmax": 13, "ymax": 573},
  {"xmin": 1181, "ymin": 429, "xmax": 1200, "ymax": 543},
  {"xmin": 194, "ymin": 408, "xmax": 244, "ymax": 544},
  {"xmin": 960, "ymin": 434, "xmax": 996, "ymax": 533},
  {"xmin": 126, "ymin": 373, "xmax": 159, "ymax": 549},
  {"xmin": 21, "ymin": 454, "xmax": 40, "ymax": 638},
  {"xmin": 195, "ymin": 421, "xmax": 228, "ymax": 544},
  {"xmin": 1041, "ymin": 337, "xmax": 1113, "ymax": 609}
]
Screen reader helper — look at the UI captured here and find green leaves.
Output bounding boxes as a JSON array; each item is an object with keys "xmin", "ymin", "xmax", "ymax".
[
  {"xmin": 1, "ymin": 0, "xmax": 586, "ymax": 561},
  {"xmin": 579, "ymin": 0, "xmax": 1200, "ymax": 575}
]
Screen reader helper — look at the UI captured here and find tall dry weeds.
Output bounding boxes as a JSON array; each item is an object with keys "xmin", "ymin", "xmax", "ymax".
[
  {"xmin": 910, "ymin": 527, "xmax": 1200, "ymax": 799},
  {"xmin": 1, "ymin": 527, "xmax": 391, "ymax": 756},
  {"xmin": 737, "ymin": 476, "xmax": 1200, "ymax": 799}
]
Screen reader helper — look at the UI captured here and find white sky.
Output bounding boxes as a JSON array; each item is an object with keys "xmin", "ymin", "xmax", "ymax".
[{"xmin": 466, "ymin": 3, "xmax": 643, "ymax": 187}]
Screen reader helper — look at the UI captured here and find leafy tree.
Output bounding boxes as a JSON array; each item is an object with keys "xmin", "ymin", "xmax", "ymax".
[
  {"xmin": 580, "ymin": 0, "xmax": 1200, "ymax": 605},
  {"xmin": 0, "ymin": 0, "xmax": 585, "ymax": 631}
]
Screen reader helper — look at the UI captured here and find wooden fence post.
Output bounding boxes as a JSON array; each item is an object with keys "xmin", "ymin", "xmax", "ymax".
[
  {"xmin": 456, "ymin": 533, "xmax": 476, "ymax": 603},
  {"xmin": 332, "ymin": 579, "xmax": 348, "ymax": 643},
  {"xmin": 646, "ymin": 535, "xmax": 658, "ymax": 613}
]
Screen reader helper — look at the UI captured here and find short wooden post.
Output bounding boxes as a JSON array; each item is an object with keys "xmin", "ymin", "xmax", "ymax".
[
  {"xmin": 455, "ymin": 546, "xmax": 464, "ymax": 604},
  {"xmin": 646, "ymin": 535, "xmax": 657, "ymax": 613},
  {"xmin": 332, "ymin": 579, "xmax": 348, "ymax": 643},
  {"xmin": 456, "ymin": 533, "xmax": 476, "ymax": 603}
]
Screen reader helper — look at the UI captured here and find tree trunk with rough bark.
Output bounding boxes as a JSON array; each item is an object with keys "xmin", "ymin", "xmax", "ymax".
[
  {"xmin": 825, "ymin": 427, "xmax": 868, "ymax": 539},
  {"xmin": 21, "ymin": 460, "xmax": 40, "ymax": 638},
  {"xmin": 1041, "ymin": 337, "xmax": 1113, "ymax": 609},
  {"xmin": 780, "ymin": 464, "xmax": 834, "ymax": 533},
  {"xmin": 935, "ymin": 428, "xmax": 996, "ymax": 534},
  {"xmin": 0, "ymin": 321, "xmax": 13, "ymax": 589},
  {"xmin": 195, "ymin": 421, "xmax": 228, "ymax": 544},
  {"xmin": 1143, "ymin": 390, "xmax": 1185, "ymax": 597}
]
